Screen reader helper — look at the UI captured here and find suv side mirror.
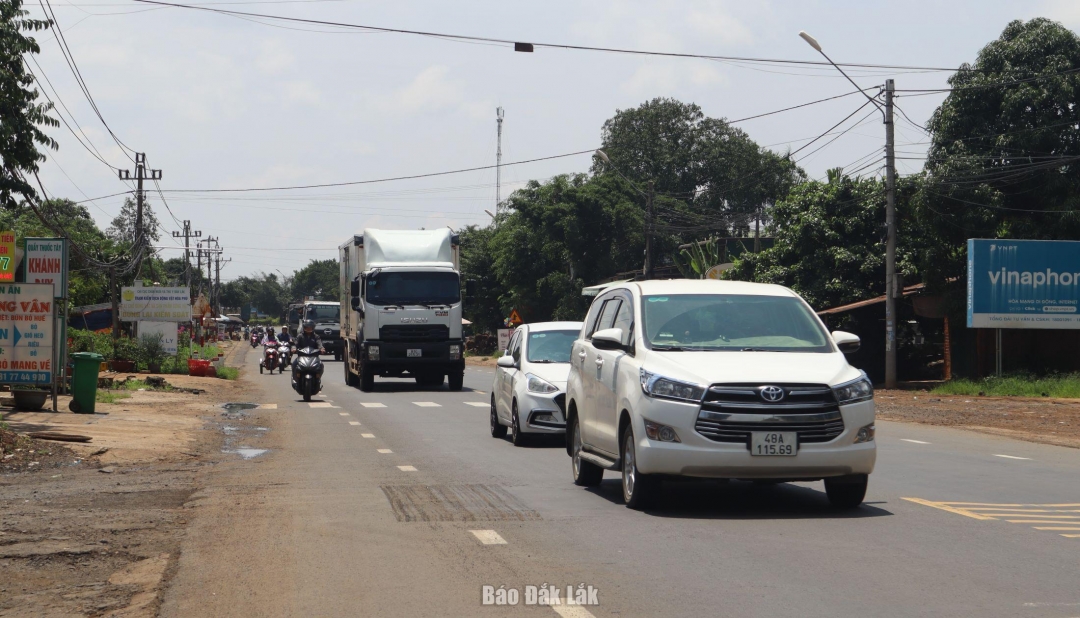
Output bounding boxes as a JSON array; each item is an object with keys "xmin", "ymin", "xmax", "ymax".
[
  {"xmin": 832, "ymin": 330, "xmax": 861, "ymax": 354},
  {"xmin": 496, "ymin": 355, "xmax": 517, "ymax": 369},
  {"xmin": 350, "ymin": 279, "xmax": 360, "ymax": 298},
  {"xmin": 592, "ymin": 328, "xmax": 626, "ymax": 351}
]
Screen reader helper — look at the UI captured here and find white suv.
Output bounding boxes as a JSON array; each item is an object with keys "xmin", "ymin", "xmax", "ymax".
[{"xmin": 565, "ymin": 280, "xmax": 876, "ymax": 510}]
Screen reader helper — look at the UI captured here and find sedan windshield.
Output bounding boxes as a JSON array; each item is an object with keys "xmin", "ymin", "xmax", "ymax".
[
  {"xmin": 366, "ymin": 271, "xmax": 460, "ymax": 306},
  {"xmin": 642, "ymin": 294, "xmax": 831, "ymax": 352},
  {"xmin": 526, "ymin": 330, "xmax": 579, "ymax": 363}
]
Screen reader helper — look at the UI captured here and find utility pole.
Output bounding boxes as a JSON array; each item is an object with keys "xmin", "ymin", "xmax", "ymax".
[
  {"xmin": 119, "ymin": 153, "xmax": 161, "ymax": 273},
  {"xmin": 884, "ymin": 78, "xmax": 898, "ymax": 389},
  {"xmin": 495, "ymin": 107, "xmax": 504, "ymax": 214},
  {"xmin": 172, "ymin": 220, "xmax": 200, "ymax": 288},
  {"xmin": 644, "ymin": 180, "xmax": 655, "ymax": 280}
]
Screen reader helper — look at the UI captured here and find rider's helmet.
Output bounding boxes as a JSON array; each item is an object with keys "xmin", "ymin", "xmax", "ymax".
[
  {"xmin": 281, "ymin": 325, "xmax": 288, "ymax": 333},
  {"xmin": 303, "ymin": 319, "xmax": 315, "ymax": 334}
]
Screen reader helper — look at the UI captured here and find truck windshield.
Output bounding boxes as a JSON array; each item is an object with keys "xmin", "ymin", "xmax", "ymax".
[
  {"xmin": 306, "ymin": 305, "xmax": 340, "ymax": 322},
  {"xmin": 366, "ymin": 272, "xmax": 460, "ymax": 306},
  {"xmin": 526, "ymin": 330, "xmax": 579, "ymax": 363},
  {"xmin": 642, "ymin": 294, "xmax": 832, "ymax": 352}
]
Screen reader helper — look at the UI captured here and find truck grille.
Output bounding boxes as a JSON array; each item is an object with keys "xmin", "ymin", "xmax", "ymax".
[
  {"xmin": 379, "ymin": 325, "xmax": 449, "ymax": 342},
  {"xmin": 695, "ymin": 383, "xmax": 844, "ymax": 445}
]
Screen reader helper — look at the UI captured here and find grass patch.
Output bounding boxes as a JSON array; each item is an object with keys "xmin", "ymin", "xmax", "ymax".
[
  {"xmin": 97, "ymin": 391, "xmax": 132, "ymax": 404},
  {"xmin": 931, "ymin": 373, "xmax": 1080, "ymax": 398},
  {"xmin": 117, "ymin": 379, "xmax": 174, "ymax": 392},
  {"xmin": 217, "ymin": 366, "xmax": 239, "ymax": 380}
]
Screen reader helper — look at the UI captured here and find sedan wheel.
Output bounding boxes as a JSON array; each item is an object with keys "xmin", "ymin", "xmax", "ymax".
[
  {"xmin": 490, "ymin": 396, "xmax": 507, "ymax": 438},
  {"xmin": 510, "ymin": 404, "xmax": 528, "ymax": 447}
]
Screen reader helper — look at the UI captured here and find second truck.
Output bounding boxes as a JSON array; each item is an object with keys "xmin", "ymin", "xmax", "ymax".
[{"xmin": 339, "ymin": 228, "xmax": 469, "ymax": 391}]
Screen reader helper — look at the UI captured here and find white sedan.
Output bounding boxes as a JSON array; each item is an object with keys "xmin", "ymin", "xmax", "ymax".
[{"xmin": 490, "ymin": 321, "xmax": 583, "ymax": 446}]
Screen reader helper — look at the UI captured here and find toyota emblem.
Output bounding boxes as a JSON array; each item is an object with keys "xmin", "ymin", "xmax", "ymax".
[{"xmin": 759, "ymin": 386, "xmax": 785, "ymax": 402}]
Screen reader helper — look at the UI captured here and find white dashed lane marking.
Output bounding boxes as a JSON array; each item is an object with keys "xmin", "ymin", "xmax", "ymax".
[
  {"xmin": 549, "ymin": 604, "xmax": 597, "ymax": 618},
  {"xmin": 338, "ymin": 412, "xmax": 350, "ymax": 416},
  {"xmin": 361, "ymin": 433, "xmax": 375, "ymax": 438},
  {"xmin": 309, "ymin": 402, "xmax": 339, "ymax": 408},
  {"xmin": 397, "ymin": 465, "xmax": 418, "ymax": 472},
  {"xmin": 413, "ymin": 402, "xmax": 441, "ymax": 407},
  {"xmin": 900, "ymin": 439, "xmax": 930, "ymax": 444},
  {"xmin": 258, "ymin": 404, "xmax": 277, "ymax": 409},
  {"xmin": 377, "ymin": 449, "xmax": 393, "ymax": 454},
  {"xmin": 994, "ymin": 454, "xmax": 1032, "ymax": 460},
  {"xmin": 360, "ymin": 403, "xmax": 386, "ymax": 408},
  {"xmin": 348, "ymin": 421, "xmax": 361, "ymax": 426},
  {"xmin": 469, "ymin": 530, "xmax": 507, "ymax": 545},
  {"xmin": 464, "ymin": 402, "xmax": 488, "ymax": 407}
]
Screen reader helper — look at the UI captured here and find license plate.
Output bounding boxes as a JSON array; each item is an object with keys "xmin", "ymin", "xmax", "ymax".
[
  {"xmin": 407, "ymin": 349, "xmax": 422, "ymax": 358},
  {"xmin": 751, "ymin": 431, "xmax": 797, "ymax": 456}
]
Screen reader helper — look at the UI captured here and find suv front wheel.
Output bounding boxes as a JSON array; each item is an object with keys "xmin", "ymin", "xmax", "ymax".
[
  {"xmin": 824, "ymin": 474, "xmax": 868, "ymax": 509},
  {"xmin": 570, "ymin": 416, "xmax": 602, "ymax": 487},
  {"xmin": 622, "ymin": 426, "xmax": 659, "ymax": 510}
]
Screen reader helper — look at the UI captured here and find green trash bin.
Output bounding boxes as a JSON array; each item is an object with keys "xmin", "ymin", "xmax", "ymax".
[{"xmin": 69, "ymin": 352, "xmax": 104, "ymax": 414}]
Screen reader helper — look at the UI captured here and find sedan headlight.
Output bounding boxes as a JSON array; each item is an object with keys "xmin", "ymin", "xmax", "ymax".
[
  {"xmin": 639, "ymin": 369, "xmax": 705, "ymax": 402},
  {"xmin": 526, "ymin": 374, "xmax": 559, "ymax": 394},
  {"xmin": 833, "ymin": 374, "xmax": 873, "ymax": 404}
]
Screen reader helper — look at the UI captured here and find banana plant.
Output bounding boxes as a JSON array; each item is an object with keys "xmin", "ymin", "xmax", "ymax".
[{"xmin": 672, "ymin": 240, "xmax": 721, "ymax": 279}]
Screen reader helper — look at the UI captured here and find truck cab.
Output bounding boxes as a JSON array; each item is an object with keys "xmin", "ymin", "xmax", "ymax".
[{"xmin": 303, "ymin": 301, "xmax": 342, "ymax": 361}]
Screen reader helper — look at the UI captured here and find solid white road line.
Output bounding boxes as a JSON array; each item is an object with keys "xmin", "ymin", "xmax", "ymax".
[
  {"xmin": 413, "ymin": 402, "xmax": 441, "ymax": 407},
  {"xmin": 377, "ymin": 449, "xmax": 393, "ymax": 454},
  {"xmin": 469, "ymin": 530, "xmax": 507, "ymax": 545},
  {"xmin": 464, "ymin": 402, "xmax": 489, "ymax": 407},
  {"xmin": 258, "ymin": 404, "xmax": 277, "ymax": 409},
  {"xmin": 361, "ymin": 433, "xmax": 375, "ymax": 438},
  {"xmin": 549, "ymin": 603, "xmax": 597, "ymax": 618},
  {"xmin": 360, "ymin": 402, "xmax": 386, "ymax": 408},
  {"xmin": 900, "ymin": 439, "xmax": 930, "ymax": 444},
  {"xmin": 993, "ymin": 454, "xmax": 1032, "ymax": 460},
  {"xmin": 397, "ymin": 465, "xmax": 418, "ymax": 472},
  {"xmin": 348, "ymin": 421, "xmax": 361, "ymax": 426},
  {"xmin": 308, "ymin": 402, "xmax": 338, "ymax": 408}
]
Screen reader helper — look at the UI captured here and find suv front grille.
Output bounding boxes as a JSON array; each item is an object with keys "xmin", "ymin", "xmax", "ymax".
[
  {"xmin": 695, "ymin": 383, "xmax": 844, "ymax": 445},
  {"xmin": 379, "ymin": 325, "xmax": 449, "ymax": 342}
]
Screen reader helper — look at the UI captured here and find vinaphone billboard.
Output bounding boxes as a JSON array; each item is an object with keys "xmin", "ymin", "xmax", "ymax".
[{"xmin": 967, "ymin": 239, "xmax": 1080, "ymax": 329}]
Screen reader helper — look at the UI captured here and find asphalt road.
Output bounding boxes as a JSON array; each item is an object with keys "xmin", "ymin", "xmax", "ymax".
[{"xmin": 162, "ymin": 346, "xmax": 1080, "ymax": 617}]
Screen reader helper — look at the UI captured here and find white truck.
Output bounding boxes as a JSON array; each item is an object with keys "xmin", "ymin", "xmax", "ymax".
[{"xmin": 339, "ymin": 228, "xmax": 471, "ymax": 392}]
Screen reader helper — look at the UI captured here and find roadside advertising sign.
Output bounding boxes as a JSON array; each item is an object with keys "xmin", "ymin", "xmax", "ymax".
[
  {"xmin": 139, "ymin": 321, "xmax": 179, "ymax": 355},
  {"xmin": 967, "ymin": 239, "xmax": 1080, "ymax": 328},
  {"xmin": 120, "ymin": 287, "xmax": 191, "ymax": 321},
  {"xmin": 497, "ymin": 328, "xmax": 512, "ymax": 353},
  {"xmin": 0, "ymin": 283, "xmax": 55, "ymax": 384},
  {"xmin": 0, "ymin": 231, "xmax": 15, "ymax": 282},
  {"xmin": 24, "ymin": 237, "xmax": 68, "ymax": 298}
]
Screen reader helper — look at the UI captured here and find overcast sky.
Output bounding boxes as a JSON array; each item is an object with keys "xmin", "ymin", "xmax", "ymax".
[{"xmin": 25, "ymin": 0, "xmax": 1080, "ymax": 281}]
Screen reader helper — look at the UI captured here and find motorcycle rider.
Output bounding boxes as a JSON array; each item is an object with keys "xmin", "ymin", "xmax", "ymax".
[
  {"xmin": 278, "ymin": 325, "xmax": 293, "ymax": 365},
  {"xmin": 294, "ymin": 320, "xmax": 325, "ymax": 356},
  {"xmin": 260, "ymin": 328, "xmax": 279, "ymax": 368}
]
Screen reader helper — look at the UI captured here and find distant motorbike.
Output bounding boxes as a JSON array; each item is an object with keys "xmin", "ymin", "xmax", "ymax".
[
  {"xmin": 260, "ymin": 343, "xmax": 279, "ymax": 374},
  {"xmin": 278, "ymin": 343, "xmax": 292, "ymax": 372},
  {"xmin": 291, "ymin": 346, "xmax": 325, "ymax": 402},
  {"xmin": 250, "ymin": 332, "xmax": 260, "ymax": 348}
]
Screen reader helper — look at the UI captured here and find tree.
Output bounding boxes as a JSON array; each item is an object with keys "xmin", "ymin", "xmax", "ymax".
[
  {"xmin": 917, "ymin": 18, "xmax": 1080, "ymax": 288},
  {"xmin": 106, "ymin": 197, "xmax": 160, "ymax": 245},
  {"xmin": 0, "ymin": 0, "xmax": 56, "ymax": 211},
  {"xmin": 457, "ymin": 225, "xmax": 503, "ymax": 333},
  {"xmin": 729, "ymin": 174, "xmax": 923, "ymax": 310},
  {"xmin": 291, "ymin": 259, "xmax": 338, "ymax": 301}
]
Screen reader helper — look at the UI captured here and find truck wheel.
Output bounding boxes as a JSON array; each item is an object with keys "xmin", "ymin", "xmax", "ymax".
[
  {"xmin": 570, "ymin": 416, "xmax": 602, "ymax": 487},
  {"xmin": 490, "ymin": 395, "xmax": 507, "ymax": 438},
  {"xmin": 448, "ymin": 371, "xmax": 464, "ymax": 392},
  {"xmin": 622, "ymin": 427, "xmax": 659, "ymax": 510},
  {"xmin": 344, "ymin": 349, "xmax": 359, "ymax": 387},
  {"xmin": 824, "ymin": 474, "xmax": 868, "ymax": 509},
  {"xmin": 360, "ymin": 367, "xmax": 374, "ymax": 392}
]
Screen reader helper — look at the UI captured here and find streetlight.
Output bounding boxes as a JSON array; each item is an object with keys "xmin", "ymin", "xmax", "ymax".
[
  {"xmin": 595, "ymin": 149, "xmax": 610, "ymax": 164},
  {"xmin": 799, "ymin": 30, "xmax": 898, "ymax": 389},
  {"xmin": 484, "ymin": 209, "xmax": 495, "ymax": 219}
]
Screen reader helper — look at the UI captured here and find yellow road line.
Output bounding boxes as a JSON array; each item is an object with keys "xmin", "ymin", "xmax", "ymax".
[
  {"xmin": 1061, "ymin": 534, "xmax": 1080, "ymax": 538},
  {"xmin": 1033, "ymin": 527, "xmax": 1080, "ymax": 531},
  {"xmin": 1006, "ymin": 520, "xmax": 1080, "ymax": 524},
  {"xmin": 902, "ymin": 498, "xmax": 997, "ymax": 521},
  {"xmin": 939, "ymin": 503, "xmax": 1080, "ymax": 507},
  {"xmin": 993, "ymin": 515, "xmax": 1080, "ymax": 520},
  {"xmin": 965, "ymin": 508, "xmax": 1080, "ymax": 513}
]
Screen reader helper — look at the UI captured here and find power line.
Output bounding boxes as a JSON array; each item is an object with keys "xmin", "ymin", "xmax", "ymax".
[{"xmin": 726, "ymin": 87, "xmax": 877, "ymax": 124}]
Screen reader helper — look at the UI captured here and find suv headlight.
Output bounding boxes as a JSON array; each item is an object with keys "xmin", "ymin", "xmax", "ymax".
[
  {"xmin": 833, "ymin": 374, "xmax": 873, "ymax": 404},
  {"xmin": 526, "ymin": 374, "xmax": 559, "ymax": 394},
  {"xmin": 640, "ymin": 369, "xmax": 705, "ymax": 402}
]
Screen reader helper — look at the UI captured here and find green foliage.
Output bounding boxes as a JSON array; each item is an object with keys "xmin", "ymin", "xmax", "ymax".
[
  {"xmin": 0, "ymin": 0, "xmax": 57, "ymax": 210},
  {"xmin": 216, "ymin": 366, "xmax": 239, "ymax": 380},
  {"xmin": 932, "ymin": 373, "xmax": 1080, "ymax": 398},
  {"xmin": 113, "ymin": 336, "xmax": 139, "ymax": 361},
  {"xmin": 917, "ymin": 18, "xmax": 1080, "ymax": 290},
  {"xmin": 729, "ymin": 175, "xmax": 924, "ymax": 309},
  {"xmin": 107, "ymin": 197, "xmax": 160, "ymax": 246},
  {"xmin": 69, "ymin": 329, "xmax": 113, "ymax": 359},
  {"xmin": 138, "ymin": 332, "xmax": 166, "ymax": 366},
  {"xmin": 291, "ymin": 259, "xmax": 338, "ymax": 301},
  {"xmin": 220, "ymin": 274, "xmax": 289, "ymax": 318},
  {"xmin": 458, "ymin": 225, "xmax": 503, "ymax": 333},
  {"xmin": 96, "ymin": 391, "xmax": 131, "ymax": 404},
  {"xmin": 672, "ymin": 240, "xmax": 721, "ymax": 279}
]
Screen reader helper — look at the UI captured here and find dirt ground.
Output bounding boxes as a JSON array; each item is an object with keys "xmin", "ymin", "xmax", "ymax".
[
  {"xmin": 0, "ymin": 341, "xmax": 263, "ymax": 618},
  {"xmin": 876, "ymin": 388, "xmax": 1080, "ymax": 449}
]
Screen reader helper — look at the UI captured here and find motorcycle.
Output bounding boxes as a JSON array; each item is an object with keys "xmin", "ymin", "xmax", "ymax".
[
  {"xmin": 250, "ymin": 332, "xmax": 260, "ymax": 348},
  {"xmin": 260, "ymin": 342, "xmax": 279, "ymax": 374},
  {"xmin": 278, "ymin": 342, "xmax": 292, "ymax": 373},
  {"xmin": 291, "ymin": 346, "xmax": 325, "ymax": 402}
]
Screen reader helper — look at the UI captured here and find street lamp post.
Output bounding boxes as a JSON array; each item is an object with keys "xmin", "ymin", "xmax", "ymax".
[{"xmin": 799, "ymin": 31, "xmax": 898, "ymax": 389}]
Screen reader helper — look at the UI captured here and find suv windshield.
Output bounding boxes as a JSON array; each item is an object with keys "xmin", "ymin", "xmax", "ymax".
[
  {"xmin": 305, "ymin": 305, "xmax": 340, "ymax": 322},
  {"xmin": 366, "ymin": 271, "xmax": 460, "ymax": 306},
  {"xmin": 526, "ymin": 330, "xmax": 579, "ymax": 363},
  {"xmin": 642, "ymin": 294, "xmax": 831, "ymax": 352}
]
